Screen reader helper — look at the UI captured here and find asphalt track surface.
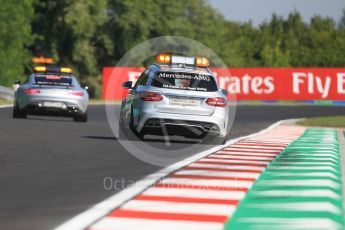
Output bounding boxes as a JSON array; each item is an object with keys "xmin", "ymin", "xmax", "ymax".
[{"xmin": 1, "ymin": 104, "xmax": 345, "ymax": 230}]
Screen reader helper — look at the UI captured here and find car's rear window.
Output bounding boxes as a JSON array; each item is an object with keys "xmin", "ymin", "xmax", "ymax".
[
  {"xmin": 151, "ymin": 71, "xmax": 218, "ymax": 92},
  {"xmin": 34, "ymin": 75, "xmax": 73, "ymax": 86}
]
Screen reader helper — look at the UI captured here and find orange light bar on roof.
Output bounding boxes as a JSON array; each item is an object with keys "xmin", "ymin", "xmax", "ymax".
[
  {"xmin": 155, "ymin": 54, "xmax": 171, "ymax": 64},
  {"xmin": 32, "ymin": 57, "xmax": 54, "ymax": 64},
  {"xmin": 195, "ymin": 57, "xmax": 210, "ymax": 67},
  {"xmin": 60, "ymin": 67, "xmax": 73, "ymax": 74},
  {"xmin": 34, "ymin": 66, "xmax": 47, "ymax": 72}
]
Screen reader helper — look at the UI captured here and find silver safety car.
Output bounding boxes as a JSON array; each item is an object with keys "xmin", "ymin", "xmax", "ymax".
[
  {"xmin": 13, "ymin": 66, "xmax": 89, "ymax": 122},
  {"xmin": 119, "ymin": 54, "xmax": 230, "ymax": 142}
]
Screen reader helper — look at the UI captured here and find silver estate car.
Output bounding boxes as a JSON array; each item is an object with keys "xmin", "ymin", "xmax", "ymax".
[
  {"xmin": 13, "ymin": 66, "xmax": 89, "ymax": 122},
  {"xmin": 119, "ymin": 54, "xmax": 229, "ymax": 142}
]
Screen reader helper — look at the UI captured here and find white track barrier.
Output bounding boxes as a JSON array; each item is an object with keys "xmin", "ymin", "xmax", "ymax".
[{"xmin": 0, "ymin": 85, "xmax": 14, "ymax": 100}]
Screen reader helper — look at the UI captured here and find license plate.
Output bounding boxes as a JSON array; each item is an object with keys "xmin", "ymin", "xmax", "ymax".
[
  {"xmin": 170, "ymin": 98, "xmax": 199, "ymax": 106},
  {"xmin": 43, "ymin": 102, "xmax": 63, "ymax": 108}
]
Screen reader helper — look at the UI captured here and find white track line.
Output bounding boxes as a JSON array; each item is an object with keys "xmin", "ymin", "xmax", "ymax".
[
  {"xmin": 120, "ymin": 200, "xmax": 237, "ymax": 216},
  {"xmin": 223, "ymin": 148, "xmax": 280, "ymax": 153},
  {"xmin": 210, "ymin": 154, "xmax": 275, "ymax": 160},
  {"xmin": 141, "ymin": 187, "xmax": 246, "ymax": 200},
  {"xmin": 90, "ymin": 217, "xmax": 225, "ymax": 230},
  {"xmin": 216, "ymin": 151, "xmax": 277, "ymax": 157},
  {"xmin": 0, "ymin": 105, "xmax": 12, "ymax": 108},
  {"xmin": 197, "ymin": 158, "xmax": 270, "ymax": 165},
  {"xmin": 54, "ymin": 119, "xmax": 298, "ymax": 230},
  {"xmin": 173, "ymin": 170, "xmax": 260, "ymax": 179},
  {"xmin": 158, "ymin": 177, "xmax": 256, "ymax": 187},
  {"xmin": 188, "ymin": 163, "xmax": 266, "ymax": 171},
  {"xmin": 229, "ymin": 145, "xmax": 285, "ymax": 150}
]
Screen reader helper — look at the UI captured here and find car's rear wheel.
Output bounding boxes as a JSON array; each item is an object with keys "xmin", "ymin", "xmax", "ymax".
[
  {"xmin": 129, "ymin": 112, "xmax": 145, "ymax": 140},
  {"xmin": 119, "ymin": 127, "xmax": 132, "ymax": 140},
  {"xmin": 119, "ymin": 124, "xmax": 136, "ymax": 141},
  {"xmin": 119, "ymin": 109, "xmax": 137, "ymax": 141},
  {"xmin": 136, "ymin": 131, "xmax": 145, "ymax": 140},
  {"xmin": 12, "ymin": 104, "xmax": 27, "ymax": 119},
  {"xmin": 201, "ymin": 134, "xmax": 226, "ymax": 145},
  {"xmin": 73, "ymin": 111, "xmax": 88, "ymax": 122}
]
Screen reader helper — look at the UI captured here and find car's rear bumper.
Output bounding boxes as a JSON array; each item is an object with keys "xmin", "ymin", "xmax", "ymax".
[
  {"xmin": 22, "ymin": 102, "xmax": 84, "ymax": 116},
  {"xmin": 17, "ymin": 95, "xmax": 88, "ymax": 115},
  {"xmin": 135, "ymin": 110, "xmax": 228, "ymax": 137},
  {"xmin": 141, "ymin": 118, "xmax": 221, "ymax": 137}
]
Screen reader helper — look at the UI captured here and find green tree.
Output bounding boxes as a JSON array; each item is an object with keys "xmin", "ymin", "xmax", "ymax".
[
  {"xmin": 32, "ymin": 0, "xmax": 111, "ymax": 97},
  {"xmin": 108, "ymin": 0, "xmax": 224, "ymax": 64},
  {"xmin": 339, "ymin": 8, "xmax": 345, "ymax": 29},
  {"xmin": 260, "ymin": 41, "xmax": 290, "ymax": 67},
  {"xmin": 220, "ymin": 21, "xmax": 259, "ymax": 67},
  {"xmin": 0, "ymin": 0, "xmax": 35, "ymax": 86},
  {"xmin": 283, "ymin": 12, "xmax": 308, "ymax": 66},
  {"xmin": 306, "ymin": 16, "xmax": 337, "ymax": 66},
  {"xmin": 26, "ymin": 0, "xmax": 345, "ymax": 97}
]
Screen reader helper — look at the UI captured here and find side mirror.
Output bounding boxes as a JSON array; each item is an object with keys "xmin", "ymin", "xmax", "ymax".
[
  {"xmin": 220, "ymin": 88, "xmax": 228, "ymax": 96},
  {"xmin": 122, "ymin": 81, "xmax": 132, "ymax": 89},
  {"xmin": 13, "ymin": 80, "xmax": 21, "ymax": 85}
]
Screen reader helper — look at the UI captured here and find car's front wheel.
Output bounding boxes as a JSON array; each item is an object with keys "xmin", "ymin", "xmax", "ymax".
[{"xmin": 12, "ymin": 104, "xmax": 27, "ymax": 119}]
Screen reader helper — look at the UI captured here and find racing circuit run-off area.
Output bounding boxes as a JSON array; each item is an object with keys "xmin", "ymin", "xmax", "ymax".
[{"xmin": 2, "ymin": 1, "xmax": 345, "ymax": 230}]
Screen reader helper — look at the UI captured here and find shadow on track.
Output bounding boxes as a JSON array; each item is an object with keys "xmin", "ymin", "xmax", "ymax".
[
  {"xmin": 82, "ymin": 136, "xmax": 118, "ymax": 141},
  {"xmin": 26, "ymin": 116, "xmax": 74, "ymax": 122},
  {"xmin": 82, "ymin": 135, "xmax": 201, "ymax": 144},
  {"xmin": 142, "ymin": 137, "xmax": 200, "ymax": 144}
]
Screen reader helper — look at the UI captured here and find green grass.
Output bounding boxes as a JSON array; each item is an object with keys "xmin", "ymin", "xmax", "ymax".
[
  {"xmin": 0, "ymin": 99, "xmax": 12, "ymax": 106},
  {"xmin": 89, "ymin": 99, "xmax": 105, "ymax": 105},
  {"xmin": 297, "ymin": 116, "xmax": 345, "ymax": 128},
  {"xmin": 89, "ymin": 99, "xmax": 121, "ymax": 105}
]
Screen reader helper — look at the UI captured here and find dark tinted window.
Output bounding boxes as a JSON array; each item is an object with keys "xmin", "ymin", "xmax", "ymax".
[
  {"xmin": 151, "ymin": 71, "xmax": 218, "ymax": 92},
  {"xmin": 34, "ymin": 75, "xmax": 72, "ymax": 86},
  {"xmin": 133, "ymin": 69, "xmax": 149, "ymax": 88}
]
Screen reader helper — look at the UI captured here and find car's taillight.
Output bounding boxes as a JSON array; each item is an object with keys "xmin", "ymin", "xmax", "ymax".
[
  {"xmin": 69, "ymin": 91, "xmax": 84, "ymax": 97},
  {"xmin": 140, "ymin": 92, "xmax": 163, "ymax": 101},
  {"xmin": 206, "ymin": 97, "xmax": 227, "ymax": 107},
  {"xmin": 23, "ymin": 88, "xmax": 40, "ymax": 94}
]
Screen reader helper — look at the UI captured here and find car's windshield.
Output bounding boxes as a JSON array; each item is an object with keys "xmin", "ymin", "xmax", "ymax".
[
  {"xmin": 34, "ymin": 74, "xmax": 73, "ymax": 86},
  {"xmin": 151, "ymin": 71, "xmax": 218, "ymax": 92}
]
